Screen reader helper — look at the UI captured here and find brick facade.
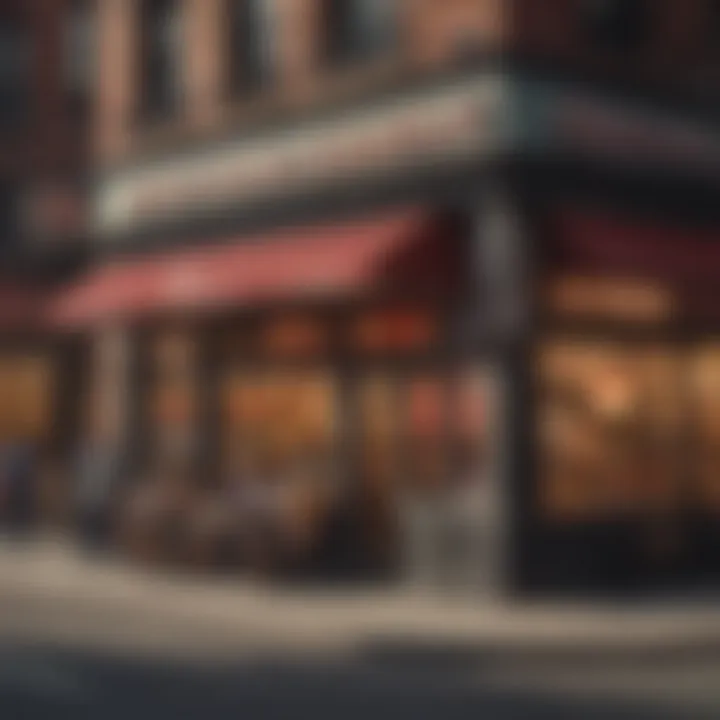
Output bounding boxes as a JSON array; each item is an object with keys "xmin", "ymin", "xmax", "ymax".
[
  {"xmin": 95, "ymin": 0, "xmax": 718, "ymax": 167},
  {"xmin": 95, "ymin": 0, "xmax": 510, "ymax": 163},
  {"xmin": 0, "ymin": 0, "xmax": 90, "ymax": 179}
]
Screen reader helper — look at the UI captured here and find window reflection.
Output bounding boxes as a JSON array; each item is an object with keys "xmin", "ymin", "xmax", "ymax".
[
  {"xmin": 538, "ymin": 342, "xmax": 682, "ymax": 521},
  {"xmin": 689, "ymin": 347, "xmax": 720, "ymax": 512}
]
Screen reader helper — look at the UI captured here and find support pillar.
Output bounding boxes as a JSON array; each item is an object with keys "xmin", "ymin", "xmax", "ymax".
[
  {"xmin": 462, "ymin": 183, "xmax": 533, "ymax": 597},
  {"xmin": 87, "ymin": 325, "xmax": 138, "ymax": 479}
]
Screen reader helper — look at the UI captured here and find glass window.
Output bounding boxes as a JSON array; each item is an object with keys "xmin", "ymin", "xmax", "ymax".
[
  {"xmin": 221, "ymin": 368, "xmax": 337, "ymax": 479},
  {"xmin": 148, "ymin": 333, "xmax": 198, "ymax": 473},
  {"xmin": 689, "ymin": 346, "xmax": 720, "ymax": 513},
  {"xmin": 227, "ymin": 0, "xmax": 276, "ymax": 96},
  {"xmin": 356, "ymin": 366, "xmax": 498, "ymax": 499},
  {"xmin": 322, "ymin": 0, "xmax": 398, "ymax": 67},
  {"xmin": 581, "ymin": 0, "xmax": 649, "ymax": 52},
  {"xmin": 64, "ymin": 0, "xmax": 95, "ymax": 114},
  {"xmin": 402, "ymin": 374, "xmax": 449, "ymax": 495},
  {"xmin": 358, "ymin": 375, "xmax": 400, "ymax": 486},
  {"xmin": 452, "ymin": 367, "xmax": 494, "ymax": 487},
  {"xmin": 0, "ymin": 16, "xmax": 31, "ymax": 127},
  {"xmin": 537, "ymin": 341, "xmax": 683, "ymax": 522},
  {"xmin": 140, "ymin": 0, "xmax": 184, "ymax": 122},
  {"xmin": 0, "ymin": 355, "xmax": 53, "ymax": 441}
]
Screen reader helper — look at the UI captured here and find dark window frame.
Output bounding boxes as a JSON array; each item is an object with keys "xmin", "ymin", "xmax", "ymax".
[
  {"xmin": 139, "ymin": 0, "xmax": 184, "ymax": 124},
  {"xmin": 0, "ymin": 12, "xmax": 32, "ymax": 129},
  {"xmin": 322, "ymin": 0, "xmax": 398, "ymax": 68},
  {"xmin": 64, "ymin": 0, "xmax": 96, "ymax": 119},
  {"xmin": 226, "ymin": 0, "xmax": 276, "ymax": 99},
  {"xmin": 580, "ymin": 0, "xmax": 650, "ymax": 53}
]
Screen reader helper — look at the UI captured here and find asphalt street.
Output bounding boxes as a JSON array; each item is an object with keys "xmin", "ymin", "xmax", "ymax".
[
  {"xmin": 1, "ymin": 542, "xmax": 720, "ymax": 719},
  {"xmin": 0, "ymin": 640, "xmax": 711, "ymax": 720},
  {"xmin": 1, "ymin": 590, "xmax": 719, "ymax": 719}
]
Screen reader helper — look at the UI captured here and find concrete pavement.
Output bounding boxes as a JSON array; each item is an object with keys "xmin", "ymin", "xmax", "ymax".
[{"xmin": 1, "ymin": 537, "xmax": 720, "ymax": 661}]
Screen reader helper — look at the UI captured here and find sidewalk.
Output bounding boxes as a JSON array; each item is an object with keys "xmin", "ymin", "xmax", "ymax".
[{"xmin": 2, "ymin": 537, "xmax": 720, "ymax": 661}]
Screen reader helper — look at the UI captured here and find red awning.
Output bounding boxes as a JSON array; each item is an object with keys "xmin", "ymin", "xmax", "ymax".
[
  {"xmin": 553, "ymin": 210, "xmax": 720, "ymax": 281},
  {"xmin": 50, "ymin": 210, "xmax": 454, "ymax": 327}
]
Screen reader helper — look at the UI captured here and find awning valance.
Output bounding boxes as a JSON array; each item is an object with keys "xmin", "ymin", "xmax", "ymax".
[{"xmin": 50, "ymin": 209, "xmax": 457, "ymax": 328}]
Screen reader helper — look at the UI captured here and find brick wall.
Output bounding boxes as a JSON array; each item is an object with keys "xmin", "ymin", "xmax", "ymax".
[
  {"xmin": 406, "ymin": 0, "xmax": 507, "ymax": 67},
  {"xmin": 95, "ymin": 0, "xmax": 512, "ymax": 164},
  {"xmin": 95, "ymin": 0, "xmax": 135, "ymax": 161},
  {"xmin": 512, "ymin": 0, "xmax": 713, "ymax": 89},
  {"xmin": 0, "ymin": 0, "xmax": 88, "ymax": 178},
  {"xmin": 94, "ymin": 0, "xmax": 716, "ymax": 167}
]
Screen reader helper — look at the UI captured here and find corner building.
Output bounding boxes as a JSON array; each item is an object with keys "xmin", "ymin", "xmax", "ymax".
[{"xmin": 51, "ymin": 0, "xmax": 720, "ymax": 594}]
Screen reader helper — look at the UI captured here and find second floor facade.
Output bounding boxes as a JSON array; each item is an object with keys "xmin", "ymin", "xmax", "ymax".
[
  {"xmin": 0, "ymin": 0, "xmax": 95, "ymax": 177},
  {"xmin": 96, "ymin": 0, "xmax": 720, "ymax": 167},
  {"xmin": 0, "ymin": 0, "xmax": 95, "ymax": 266}
]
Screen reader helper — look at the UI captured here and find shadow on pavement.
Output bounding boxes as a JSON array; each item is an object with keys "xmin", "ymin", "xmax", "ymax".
[
  {"xmin": 357, "ymin": 633, "xmax": 720, "ymax": 671},
  {"xmin": 0, "ymin": 640, "xmax": 707, "ymax": 720}
]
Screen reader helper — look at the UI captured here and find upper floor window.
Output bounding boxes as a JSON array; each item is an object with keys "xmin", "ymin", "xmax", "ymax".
[
  {"xmin": 227, "ymin": 0, "xmax": 276, "ymax": 97},
  {"xmin": 322, "ymin": 0, "xmax": 398, "ymax": 67},
  {"xmin": 581, "ymin": 0, "xmax": 649, "ymax": 53},
  {"xmin": 0, "ymin": 17, "xmax": 31, "ymax": 128},
  {"xmin": 140, "ymin": 0, "xmax": 184, "ymax": 122},
  {"xmin": 64, "ymin": 0, "xmax": 96, "ymax": 117}
]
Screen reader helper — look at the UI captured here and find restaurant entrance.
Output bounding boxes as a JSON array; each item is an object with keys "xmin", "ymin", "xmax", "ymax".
[{"xmin": 354, "ymin": 362, "xmax": 500, "ymax": 589}]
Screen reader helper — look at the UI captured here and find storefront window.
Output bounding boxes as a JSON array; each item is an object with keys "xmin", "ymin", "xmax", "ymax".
[
  {"xmin": 402, "ymin": 374, "xmax": 449, "ymax": 494},
  {"xmin": 218, "ymin": 366, "xmax": 339, "ymax": 560},
  {"xmin": 221, "ymin": 368, "xmax": 337, "ymax": 486},
  {"xmin": 358, "ymin": 367, "xmax": 496, "ymax": 500},
  {"xmin": 148, "ymin": 332, "xmax": 197, "ymax": 473},
  {"xmin": 537, "ymin": 341, "xmax": 683, "ymax": 522},
  {"xmin": 689, "ymin": 347, "xmax": 720, "ymax": 512},
  {"xmin": 0, "ymin": 355, "xmax": 53, "ymax": 442},
  {"xmin": 452, "ymin": 367, "xmax": 493, "ymax": 488},
  {"xmin": 358, "ymin": 375, "xmax": 400, "ymax": 494}
]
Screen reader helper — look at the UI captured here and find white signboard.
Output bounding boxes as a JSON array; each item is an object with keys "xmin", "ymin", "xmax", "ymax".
[{"xmin": 97, "ymin": 76, "xmax": 509, "ymax": 237}]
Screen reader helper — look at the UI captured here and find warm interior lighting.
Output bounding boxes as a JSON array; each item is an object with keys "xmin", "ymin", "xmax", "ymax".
[
  {"xmin": 548, "ymin": 275, "xmax": 676, "ymax": 322},
  {"xmin": 0, "ymin": 356, "xmax": 52, "ymax": 439},
  {"xmin": 591, "ymin": 371, "xmax": 636, "ymax": 420},
  {"xmin": 353, "ymin": 308, "xmax": 437, "ymax": 352},
  {"xmin": 261, "ymin": 316, "xmax": 328, "ymax": 356}
]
